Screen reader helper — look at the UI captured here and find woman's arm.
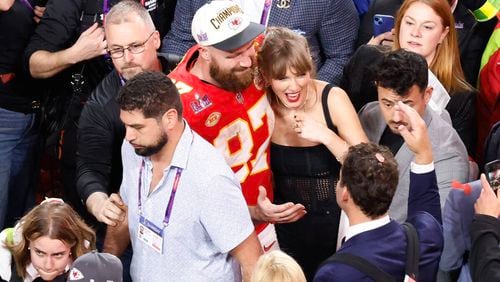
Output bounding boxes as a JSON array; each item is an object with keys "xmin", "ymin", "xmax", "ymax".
[{"xmin": 326, "ymin": 87, "xmax": 369, "ymax": 161}]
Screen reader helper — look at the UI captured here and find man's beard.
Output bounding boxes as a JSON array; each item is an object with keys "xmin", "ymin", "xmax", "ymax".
[
  {"xmin": 134, "ymin": 132, "xmax": 168, "ymax": 157},
  {"xmin": 120, "ymin": 63, "xmax": 143, "ymax": 80},
  {"xmin": 209, "ymin": 60, "xmax": 253, "ymax": 93}
]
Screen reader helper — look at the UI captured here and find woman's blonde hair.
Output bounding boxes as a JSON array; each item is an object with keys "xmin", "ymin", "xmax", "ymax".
[
  {"xmin": 7, "ymin": 201, "xmax": 96, "ymax": 279},
  {"xmin": 394, "ymin": 0, "xmax": 473, "ymax": 93},
  {"xmin": 251, "ymin": 250, "xmax": 306, "ymax": 282},
  {"xmin": 257, "ymin": 26, "xmax": 317, "ymax": 105}
]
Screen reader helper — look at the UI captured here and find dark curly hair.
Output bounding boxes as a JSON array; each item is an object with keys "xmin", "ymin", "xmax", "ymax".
[
  {"xmin": 373, "ymin": 49, "xmax": 428, "ymax": 97},
  {"xmin": 340, "ymin": 142, "xmax": 399, "ymax": 218},
  {"xmin": 117, "ymin": 71, "xmax": 183, "ymax": 119}
]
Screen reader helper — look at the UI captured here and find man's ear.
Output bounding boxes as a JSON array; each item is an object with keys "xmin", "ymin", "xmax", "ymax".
[
  {"xmin": 340, "ymin": 185, "xmax": 350, "ymax": 204},
  {"xmin": 423, "ymin": 86, "xmax": 433, "ymax": 105},
  {"xmin": 161, "ymin": 109, "xmax": 179, "ymax": 130},
  {"xmin": 199, "ymin": 47, "xmax": 211, "ymax": 61},
  {"xmin": 152, "ymin": 30, "xmax": 161, "ymax": 50}
]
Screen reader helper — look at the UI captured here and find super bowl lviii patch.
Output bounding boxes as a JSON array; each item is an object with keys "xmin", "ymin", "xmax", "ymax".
[{"xmin": 190, "ymin": 93, "xmax": 213, "ymax": 114}]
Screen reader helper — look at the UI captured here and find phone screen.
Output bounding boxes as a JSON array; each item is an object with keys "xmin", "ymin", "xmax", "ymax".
[
  {"xmin": 485, "ymin": 160, "xmax": 500, "ymax": 192},
  {"xmin": 373, "ymin": 14, "xmax": 395, "ymax": 36}
]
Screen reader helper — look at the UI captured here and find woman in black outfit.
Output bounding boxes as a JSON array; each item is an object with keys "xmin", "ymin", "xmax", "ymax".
[{"xmin": 257, "ymin": 27, "xmax": 368, "ymax": 280}]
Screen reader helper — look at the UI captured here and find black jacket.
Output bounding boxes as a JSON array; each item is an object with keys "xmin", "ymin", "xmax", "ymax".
[
  {"xmin": 76, "ymin": 54, "xmax": 176, "ymax": 203},
  {"xmin": 469, "ymin": 214, "xmax": 500, "ymax": 282}
]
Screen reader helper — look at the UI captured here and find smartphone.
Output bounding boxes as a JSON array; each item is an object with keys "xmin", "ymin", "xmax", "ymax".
[
  {"xmin": 373, "ymin": 14, "xmax": 395, "ymax": 36},
  {"xmin": 485, "ymin": 159, "xmax": 500, "ymax": 192}
]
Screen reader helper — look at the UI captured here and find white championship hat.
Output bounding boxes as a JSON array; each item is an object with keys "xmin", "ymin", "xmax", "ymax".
[{"xmin": 191, "ymin": 0, "xmax": 265, "ymax": 51}]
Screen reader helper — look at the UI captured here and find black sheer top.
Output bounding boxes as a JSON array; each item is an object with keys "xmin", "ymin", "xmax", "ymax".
[{"xmin": 271, "ymin": 84, "xmax": 341, "ymax": 211}]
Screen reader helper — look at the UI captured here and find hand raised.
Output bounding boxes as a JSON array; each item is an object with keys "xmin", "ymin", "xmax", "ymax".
[
  {"xmin": 474, "ymin": 174, "xmax": 500, "ymax": 218},
  {"xmin": 71, "ymin": 23, "xmax": 107, "ymax": 62},
  {"xmin": 367, "ymin": 29, "xmax": 395, "ymax": 46},
  {"xmin": 293, "ymin": 113, "xmax": 331, "ymax": 144},
  {"xmin": 395, "ymin": 101, "xmax": 432, "ymax": 164}
]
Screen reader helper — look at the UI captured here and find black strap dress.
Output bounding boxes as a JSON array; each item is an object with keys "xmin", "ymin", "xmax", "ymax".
[{"xmin": 271, "ymin": 84, "xmax": 342, "ymax": 280}]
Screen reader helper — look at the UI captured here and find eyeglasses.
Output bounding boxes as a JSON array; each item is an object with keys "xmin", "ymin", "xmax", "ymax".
[{"xmin": 107, "ymin": 32, "xmax": 155, "ymax": 59}]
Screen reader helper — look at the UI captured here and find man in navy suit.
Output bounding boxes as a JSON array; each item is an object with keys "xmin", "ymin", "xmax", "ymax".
[{"xmin": 314, "ymin": 100, "xmax": 443, "ymax": 281}]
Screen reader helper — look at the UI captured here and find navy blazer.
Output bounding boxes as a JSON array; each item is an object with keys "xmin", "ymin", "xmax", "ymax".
[
  {"xmin": 314, "ymin": 170, "xmax": 443, "ymax": 281},
  {"xmin": 161, "ymin": 0, "xmax": 359, "ymax": 84}
]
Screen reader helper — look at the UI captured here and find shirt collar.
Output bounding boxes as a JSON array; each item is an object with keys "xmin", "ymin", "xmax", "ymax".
[
  {"xmin": 25, "ymin": 263, "xmax": 40, "ymax": 281},
  {"xmin": 345, "ymin": 215, "xmax": 391, "ymax": 242}
]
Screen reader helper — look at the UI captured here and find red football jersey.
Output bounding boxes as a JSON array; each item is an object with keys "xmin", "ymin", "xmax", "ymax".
[{"xmin": 168, "ymin": 45, "xmax": 274, "ymax": 209}]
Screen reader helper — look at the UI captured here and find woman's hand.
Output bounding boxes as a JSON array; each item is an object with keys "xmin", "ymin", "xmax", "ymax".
[
  {"xmin": 367, "ymin": 29, "xmax": 395, "ymax": 46},
  {"xmin": 293, "ymin": 113, "xmax": 331, "ymax": 144}
]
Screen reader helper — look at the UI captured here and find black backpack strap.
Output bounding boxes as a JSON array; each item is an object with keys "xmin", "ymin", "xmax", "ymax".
[
  {"xmin": 402, "ymin": 222, "xmax": 420, "ymax": 280},
  {"xmin": 322, "ymin": 253, "xmax": 396, "ymax": 282}
]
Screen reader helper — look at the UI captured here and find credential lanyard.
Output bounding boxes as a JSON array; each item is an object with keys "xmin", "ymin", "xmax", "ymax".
[
  {"xmin": 20, "ymin": 0, "xmax": 33, "ymax": 10},
  {"xmin": 260, "ymin": 0, "xmax": 272, "ymax": 26},
  {"xmin": 137, "ymin": 161, "xmax": 183, "ymax": 227}
]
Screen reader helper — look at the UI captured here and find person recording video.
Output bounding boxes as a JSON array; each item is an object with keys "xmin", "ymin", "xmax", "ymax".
[{"xmin": 469, "ymin": 169, "xmax": 500, "ymax": 281}]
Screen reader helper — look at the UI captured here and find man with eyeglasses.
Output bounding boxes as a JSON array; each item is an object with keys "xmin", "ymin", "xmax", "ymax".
[{"xmin": 75, "ymin": 0, "xmax": 176, "ymax": 264}]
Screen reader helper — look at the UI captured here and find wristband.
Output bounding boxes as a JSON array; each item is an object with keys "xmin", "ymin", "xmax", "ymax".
[{"xmin": 473, "ymin": 0, "xmax": 500, "ymax": 22}]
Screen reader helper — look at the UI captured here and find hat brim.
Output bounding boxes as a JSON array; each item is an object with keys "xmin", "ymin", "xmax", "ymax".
[{"xmin": 212, "ymin": 22, "xmax": 265, "ymax": 52}]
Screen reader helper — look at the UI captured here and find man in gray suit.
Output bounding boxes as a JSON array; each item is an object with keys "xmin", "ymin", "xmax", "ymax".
[{"xmin": 359, "ymin": 49, "xmax": 469, "ymax": 223}]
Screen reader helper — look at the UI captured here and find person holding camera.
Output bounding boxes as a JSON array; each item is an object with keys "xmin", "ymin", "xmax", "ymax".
[
  {"xmin": 469, "ymin": 172, "xmax": 500, "ymax": 281},
  {"xmin": 24, "ymin": 0, "xmax": 171, "ymax": 228}
]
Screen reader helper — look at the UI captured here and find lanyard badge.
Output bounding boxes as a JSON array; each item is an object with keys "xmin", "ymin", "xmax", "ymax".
[
  {"xmin": 138, "ymin": 216, "xmax": 164, "ymax": 254},
  {"xmin": 137, "ymin": 162, "xmax": 183, "ymax": 254}
]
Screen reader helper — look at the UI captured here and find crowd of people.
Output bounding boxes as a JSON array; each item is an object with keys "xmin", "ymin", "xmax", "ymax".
[{"xmin": 0, "ymin": 0, "xmax": 499, "ymax": 281}]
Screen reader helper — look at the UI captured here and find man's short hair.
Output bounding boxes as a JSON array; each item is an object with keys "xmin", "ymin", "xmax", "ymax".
[
  {"xmin": 373, "ymin": 49, "xmax": 428, "ymax": 96},
  {"xmin": 117, "ymin": 71, "xmax": 183, "ymax": 119},
  {"xmin": 105, "ymin": 0, "xmax": 155, "ymax": 31},
  {"xmin": 340, "ymin": 142, "xmax": 399, "ymax": 218}
]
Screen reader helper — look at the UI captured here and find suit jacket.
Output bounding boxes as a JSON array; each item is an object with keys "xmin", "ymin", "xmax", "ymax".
[
  {"xmin": 359, "ymin": 102, "xmax": 469, "ymax": 222},
  {"xmin": 314, "ymin": 170, "xmax": 443, "ymax": 282},
  {"xmin": 440, "ymin": 180, "xmax": 481, "ymax": 282},
  {"xmin": 161, "ymin": 0, "xmax": 359, "ymax": 84}
]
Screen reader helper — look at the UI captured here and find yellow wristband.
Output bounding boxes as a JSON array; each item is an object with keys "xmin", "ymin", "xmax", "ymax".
[{"xmin": 473, "ymin": 0, "xmax": 500, "ymax": 22}]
